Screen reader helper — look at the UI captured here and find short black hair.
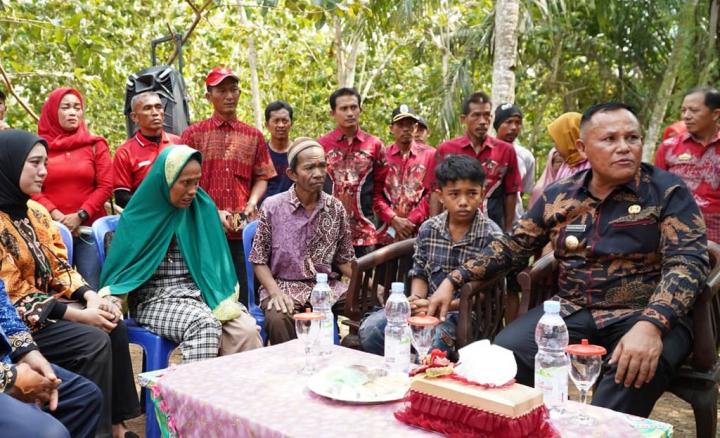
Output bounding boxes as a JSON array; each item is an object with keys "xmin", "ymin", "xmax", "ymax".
[
  {"xmin": 264, "ymin": 100, "xmax": 293, "ymax": 123},
  {"xmin": 461, "ymin": 92, "xmax": 491, "ymax": 115},
  {"xmin": 0, "ymin": 90, "xmax": 5, "ymax": 102},
  {"xmin": 329, "ymin": 87, "xmax": 361, "ymax": 111},
  {"xmin": 435, "ymin": 154, "xmax": 486, "ymax": 188},
  {"xmin": 685, "ymin": 86, "xmax": 720, "ymax": 111},
  {"xmin": 580, "ymin": 102, "xmax": 639, "ymax": 129}
]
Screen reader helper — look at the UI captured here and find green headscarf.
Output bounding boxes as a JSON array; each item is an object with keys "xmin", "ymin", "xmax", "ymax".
[{"xmin": 99, "ymin": 145, "xmax": 242, "ymax": 322}]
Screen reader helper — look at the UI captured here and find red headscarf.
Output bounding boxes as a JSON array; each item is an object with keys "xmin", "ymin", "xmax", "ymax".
[{"xmin": 37, "ymin": 87, "xmax": 107, "ymax": 151}]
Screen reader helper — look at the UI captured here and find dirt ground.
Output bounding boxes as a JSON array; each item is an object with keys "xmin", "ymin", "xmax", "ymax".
[{"xmin": 123, "ymin": 344, "xmax": 716, "ymax": 438}]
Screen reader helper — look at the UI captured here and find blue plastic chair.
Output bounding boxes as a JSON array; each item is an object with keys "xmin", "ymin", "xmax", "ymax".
[
  {"xmin": 92, "ymin": 215, "xmax": 176, "ymax": 438},
  {"xmin": 91, "ymin": 215, "xmax": 120, "ymax": 265},
  {"xmin": 54, "ymin": 221, "xmax": 73, "ymax": 264},
  {"xmin": 242, "ymin": 220, "xmax": 339, "ymax": 345},
  {"xmin": 242, "ymin": 220, "xmax": 267, "ymax": 343}
]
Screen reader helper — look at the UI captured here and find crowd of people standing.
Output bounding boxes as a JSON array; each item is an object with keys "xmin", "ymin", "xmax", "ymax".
[{"xmin": 0, "ymin": 66, "xmax": 717, "ymax": 437}]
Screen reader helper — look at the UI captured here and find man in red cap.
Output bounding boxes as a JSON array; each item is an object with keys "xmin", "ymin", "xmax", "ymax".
[{"xmin": 181, "ymin": 67, "xmax": 277, "ymax": 307}]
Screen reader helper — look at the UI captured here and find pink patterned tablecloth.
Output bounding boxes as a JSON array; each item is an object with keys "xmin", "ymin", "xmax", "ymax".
[
  {"xmin": 148, "ymin": 341, "xmax": 672, "ymax": 438},
  {"xmin": 154, "ymin": 341, "xmax": 433, "ymax": 438}
]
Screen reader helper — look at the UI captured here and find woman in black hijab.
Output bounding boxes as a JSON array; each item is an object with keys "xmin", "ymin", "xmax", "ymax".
[{"xmin": 0, "ymin": 130, "xmax": 140, "ymax": 438}]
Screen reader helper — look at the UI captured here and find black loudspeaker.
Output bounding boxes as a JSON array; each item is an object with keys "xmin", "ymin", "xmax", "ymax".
[{"xmin": 124, "ymin": 65, "xmax": 191, "ymax": 139}]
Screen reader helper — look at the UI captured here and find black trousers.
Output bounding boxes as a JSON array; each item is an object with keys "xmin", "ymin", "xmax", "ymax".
[
  {"xmin": 494, "ymin": 306, "xmax": 691, "ymax": 418},
  {"xmin": 228, "ymin": 238, "xmax": 249, "ymax": 307},
  {"xmin": 0, "ymin": 364, "xmax": 102, "ymax": 438},
  {"xmin": 33, "ymin": 320, "xmax": 141, "ymax": 436}
]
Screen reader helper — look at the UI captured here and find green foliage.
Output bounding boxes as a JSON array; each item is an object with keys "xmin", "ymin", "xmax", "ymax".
[{"xmin": 0, "ymin": 0, "xmax": 717, "ymax": 179}]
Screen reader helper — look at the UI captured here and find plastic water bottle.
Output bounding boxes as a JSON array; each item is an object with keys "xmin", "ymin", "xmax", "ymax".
[
  {"xmin": 534, "ymin": 300, "xmax": 569, "ymax": 413},
  {"xmin": 384, "ymin": 282, "xmax": 411, "ymax": 372},
  {"xmin": 310, "ymin": 273, "xmax": 334, "ymax": 356}
]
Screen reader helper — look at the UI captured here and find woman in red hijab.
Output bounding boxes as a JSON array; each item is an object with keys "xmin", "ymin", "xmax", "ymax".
[{"xmin": 34, "ymin": 88, "xmax": 113, "ymax": 291}]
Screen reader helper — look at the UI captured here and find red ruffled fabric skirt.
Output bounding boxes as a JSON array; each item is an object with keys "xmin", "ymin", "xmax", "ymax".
[{"xmin": 395, "ymin": 390, "xmax": 560, "ymax": 438}]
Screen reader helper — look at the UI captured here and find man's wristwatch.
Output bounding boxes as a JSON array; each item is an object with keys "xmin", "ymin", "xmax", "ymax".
[{"xmin": 77, "ymin": 209, "xmax": 89, "ymax": 221}]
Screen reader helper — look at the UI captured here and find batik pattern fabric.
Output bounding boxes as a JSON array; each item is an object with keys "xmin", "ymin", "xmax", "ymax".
[
  {"xmin": 408, "ymin": 210, "xmax": 503, "ymax": 297},
  {"xmin": 374, "ymin": 142, "xmax": 435, "ymax": 243},
  {"xmin": 0, "ymin": 201, "xmax": 88, "ymax": 331},
  {"xmin": 249, "ymin": 188, "xmax": 355, "ymax": 305},
  {"xmin": 655, "ymin": 131, "xmax": 720, "ymax": 243},
  {"xmin": 180, "ymin": 115, "xmax": 276, "ymax": 240},
  {"xmin": 317, "ymin": 128, "xmax": 387, "ymax": 247},
  {"xmin": 448, "ymin": 164, "xmax": 710, "ymax": 334},
  {"xmin": 0, "ymin": 279, "xmax": 37, "ymax": 393}
]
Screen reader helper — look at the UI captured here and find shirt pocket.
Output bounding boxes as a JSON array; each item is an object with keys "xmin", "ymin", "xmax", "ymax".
[{"xmin": 608, "ymin": 218, "xmax": 660, "ymax": 253}]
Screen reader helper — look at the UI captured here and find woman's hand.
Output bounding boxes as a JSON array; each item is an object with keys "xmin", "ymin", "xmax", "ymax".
[
  {"xmin": 50, "ymin": 209, "xmax": 65, "ymax": 222},
  {"xmin": 78, "ymin": 308, "xmax": 117, "ymax": 333},
  {"xmin": 60, "ymin": 213, "xmax": 82, "ymax": 234}
]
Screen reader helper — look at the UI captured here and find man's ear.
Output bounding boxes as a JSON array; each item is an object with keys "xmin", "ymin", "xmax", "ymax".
[
  {"xmin": 130, "ymin": 112, "xmax": 139, "ymax": 124},
  {"xmin": 713, "ymin": 108, "xmax": 720, "ymax": 123},
  {"xmin": 575, "ymin": 138, "xmax": 586, "ymax": 155},
  {"xmin": 286, "ymin": 167, "xmax": 297, "ymax": 182},
  {"xmin": 205, "ymin": 91, "xmax": 211, "ymax": 102}
]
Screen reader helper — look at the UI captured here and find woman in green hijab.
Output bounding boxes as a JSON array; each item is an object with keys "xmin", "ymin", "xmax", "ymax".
[{"xmin": 99, "ymin": 145, "xmax": 262, "ymax": 361}]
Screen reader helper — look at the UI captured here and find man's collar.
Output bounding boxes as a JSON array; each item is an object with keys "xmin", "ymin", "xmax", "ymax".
[
  {"xmin": 460, "ymin": 134, "xmax": 494, "ymax": 151},
  {"xmin": 686, "ymin": 129, "xmax": 720, "ymax": 146},
  {"xmin": 387, "ymin": 141, "xmax": 419, "ymax": 157},
  {"xmin": 288, "ymin": 185, "xmax": 327, "ymax": 211},
  {"xmin": 575, "ymin": 165, "xmax": 643, "ymax": 197},
  {"xmin": 134, "ymin": 130, "xmax": 167, "ymax": 147},
  {"xmin": 334, "ymin": 127, "xmax": 367, "ymax": 143},
  {"xmin": 211, "ymin": 113, "xmax": 239, "ymax": 127}
]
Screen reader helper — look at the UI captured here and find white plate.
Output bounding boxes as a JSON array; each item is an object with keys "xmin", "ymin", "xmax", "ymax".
[{"xmin": 307, "ymin": 364, "xmax": 410, "ymax": 404}]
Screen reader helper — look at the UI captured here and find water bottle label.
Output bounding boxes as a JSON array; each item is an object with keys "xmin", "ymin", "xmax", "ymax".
[{"xmin": 534, "ymin": 365, "xmax": 568, "ymax": 407}]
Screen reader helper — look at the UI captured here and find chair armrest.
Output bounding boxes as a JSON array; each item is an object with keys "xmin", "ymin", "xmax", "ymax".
[
  {"xmin": 690, "ymin": 241, "xmax": 720, "ymax": 371},
  {"xmin": 457, "ymin": 281, "xmax": 486, "ymax": 348}
]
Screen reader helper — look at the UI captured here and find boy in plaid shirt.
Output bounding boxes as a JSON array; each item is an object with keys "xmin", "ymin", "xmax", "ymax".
[{"xmin": 359, "ymin": 155, "xmax": 503, "ymax": 355}]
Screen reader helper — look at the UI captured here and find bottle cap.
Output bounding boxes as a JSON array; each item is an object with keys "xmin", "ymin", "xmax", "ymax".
[
  {"xmin": 565, "ymin": 339, "xmax": 607, "ymax": 356},
  {"xmin": 316, "ymin": 273, "xmax": 328, "ymax": 283},
  {"xmin": 391, "ymin": 282, "xmax": 404, "ymax": 294},
  {"xmin": 543, "ymin": 300, "xmax": 560, "ymax": 313}
]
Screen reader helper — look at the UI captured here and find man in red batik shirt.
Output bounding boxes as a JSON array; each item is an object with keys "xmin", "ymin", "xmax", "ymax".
[
  {"xmin": 374, "ymin": 105, "xmax": 435, "ymax": 243},
  {"xmin": 431, "ymin": 91, "xmax": 521, "ymax": 233},
  {"xmin": 655, "ymin": 87, "xmax": 720, "ymax": 243},
  {"xmin": 317, "ymin": 87, "xmax": 387, "ymax": 257},
  {"xmin": 181, "ymin": 67, "xmax": 277, "ymax": 306}
]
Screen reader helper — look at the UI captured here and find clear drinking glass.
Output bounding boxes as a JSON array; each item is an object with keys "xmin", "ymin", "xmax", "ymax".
[
  {"xmin": 565, "ymin": 339, "xmax": 607, "ymax": 425},
  {"xmin": 294, "ymin": 310, "xmax": 322, "ymax": 375},
  {"xmin": 408, "ymin": 315, "xmax": 439, "ymax": 364}
]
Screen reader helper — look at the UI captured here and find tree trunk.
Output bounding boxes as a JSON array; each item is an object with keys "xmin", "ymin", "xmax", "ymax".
[
  {"xmin": 239, "ymin": 7, "xmax": 263, "ymax": 130},
  {"xmin": 642, "ymin": 0, "xmax": 699, "ymax": 163},
  {"xmin": 698, "ymin": 0, "xmax": 719, "ymax": 84},
  {"xmin": 491, "ymin": 0, "xmax": 520, "ymax": 105}
]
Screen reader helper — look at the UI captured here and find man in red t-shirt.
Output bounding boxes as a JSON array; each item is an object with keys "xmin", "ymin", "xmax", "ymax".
[
  {"xmin": 374, "ymin": 105, "xmax": 435, "ymax": 243},
  {"xmin": 181, "ymin": 67, "xmax": 276, "ymax": 306},
  {"xmin": 113, "ymin": 91, "xmax": 181, "ymax": 207},
  {"xmin": 431, "ymin": 92, "xmax": 521, "ymax": 232},
  {"xmin": 655, "ymin": 87, "xmax": 720, "ymax": 242},
  {"xmin": 317, "ymin": 87, "xmax": 387, "ymax": 257}
]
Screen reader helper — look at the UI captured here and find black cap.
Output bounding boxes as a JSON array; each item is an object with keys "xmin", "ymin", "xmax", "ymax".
[
  {"xmin": 391, "ymin": 104, "xmax": 419, "ymax": 123},
  {"xmin": 417, "ymin": 116, "xmax": 428, "ymax": 129},
  {"xmin": 493, "ymin": 103, "xmax": 523, "ymax": 130}
]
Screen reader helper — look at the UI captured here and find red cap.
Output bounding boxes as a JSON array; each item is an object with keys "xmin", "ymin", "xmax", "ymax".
[{"xmin": 205, "ymin": 67, "xmax": 239, "ymax": 87}]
